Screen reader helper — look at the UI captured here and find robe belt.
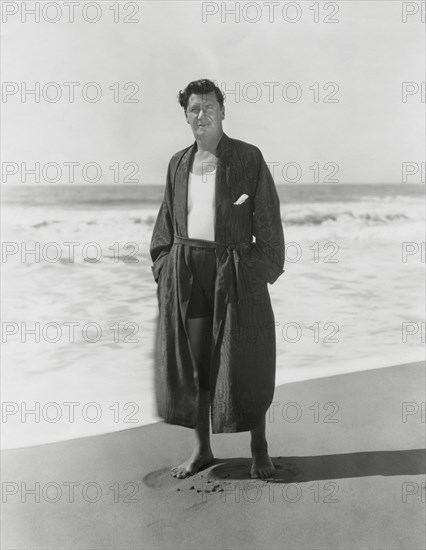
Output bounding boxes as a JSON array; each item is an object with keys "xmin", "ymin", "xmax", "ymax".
[{"xmin": 172, "ymin": 234, "xmax": 253, "ymax": 315}]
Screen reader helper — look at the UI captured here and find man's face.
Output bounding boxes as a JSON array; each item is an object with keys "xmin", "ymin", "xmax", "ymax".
[{"xmin": 185, "ymin": 92, "xmax": 224, "ymax": 139}]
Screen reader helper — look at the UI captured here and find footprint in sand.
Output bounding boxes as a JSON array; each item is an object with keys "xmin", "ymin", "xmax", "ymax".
[
  {"xmin": 143, "ymin": 468, "xmax": 179, "ymax": 490},
  {"xmin": 143, "ymin": 459, "xmax": 304, "ymax": 493}
]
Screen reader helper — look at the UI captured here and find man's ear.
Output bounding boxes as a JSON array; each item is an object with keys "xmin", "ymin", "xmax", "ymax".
[{"xmin": 222, "ymin": 106, "xmax": 225, "ymax": 119}]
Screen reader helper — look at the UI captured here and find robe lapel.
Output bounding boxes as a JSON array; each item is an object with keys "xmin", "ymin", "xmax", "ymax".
[
  {"xmin": 173, "ymin": 144, "xmax": 194, "ymax": 238},
  {"xmin": 214, "ymin": 151, "xmax": 231, "ymax": 245}
]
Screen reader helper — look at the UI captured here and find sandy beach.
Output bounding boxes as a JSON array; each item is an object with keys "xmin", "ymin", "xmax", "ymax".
[{"xmin": 2, "ymin": 360, "xmax": 425, "ymax": 549}]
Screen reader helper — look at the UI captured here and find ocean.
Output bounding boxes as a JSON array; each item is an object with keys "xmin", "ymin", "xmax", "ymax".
[{"xmin": 1, "ymin": 183, "xmax": 425, "ymax": 449}]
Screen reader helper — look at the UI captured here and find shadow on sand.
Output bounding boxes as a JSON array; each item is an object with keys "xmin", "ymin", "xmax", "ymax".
[
  {"xmin": 210, "ymin": 448, "xmax": 426, "ymax": 482},
  {"xmin": 143, "ymin": 448, "xmax": 426, "ymax": 490}
]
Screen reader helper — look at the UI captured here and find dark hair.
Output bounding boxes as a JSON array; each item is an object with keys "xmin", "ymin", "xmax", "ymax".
[{"xmin": 178, "ymin": 79, "xmax": 225, "ymax": 113}]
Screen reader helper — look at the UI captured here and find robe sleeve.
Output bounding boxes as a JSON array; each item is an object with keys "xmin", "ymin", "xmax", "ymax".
[
  {"xmin": 246, "ymin": 151, "xmax": 285, "ymax": 285},
  {"xmin": 149, "ymin": 161, "xmax": 174, "ymax": 283}
]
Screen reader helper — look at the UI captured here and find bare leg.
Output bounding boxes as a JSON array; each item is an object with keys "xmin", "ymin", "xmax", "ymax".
[
  {"xmin": 250, "ymin": 414, "xmax": 275, "ymax": 479},
  {"xmin": 171, "ymin": 316, "xmax": 214, "ymax": 478}
]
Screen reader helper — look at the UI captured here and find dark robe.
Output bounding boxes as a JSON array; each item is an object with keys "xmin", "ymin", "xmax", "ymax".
[{"xmin": 149, "ymin": 132, "xmax": 285, "ymax": 433}]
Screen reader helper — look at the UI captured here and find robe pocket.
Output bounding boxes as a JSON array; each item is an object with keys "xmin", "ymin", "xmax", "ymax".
[
  {"xmin": 152, "ymin": 253, "xmax": 170, "ymax": 284},
  {"xmin": 155, "ymin": 256, "xmax": 171, "ymax": 303},
  {"xmin": 248, "ymin": 273, "xmax": 267, "ymax": 305},
  {"xmin": 231, "ymin": 196, "xmax": 252, "ymax": 228},
  {"xmin": 240, "ymin": 249, "xmax": 268, "ymax": 285},
  {"xmin": 240, "ymin": 257, "xmax": 267, "ymax": 300},
  {"xmin": 232, "ymin": 193, "xmax": 250, "ymax": 207},
  {"xmin": 249, "ymin": 270, "xmax": 267, "ymax": 292}
]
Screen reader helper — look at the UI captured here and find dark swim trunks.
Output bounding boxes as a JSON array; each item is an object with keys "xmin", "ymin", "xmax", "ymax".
[
  {"xmin": 187, "ymin": 246, "xmax": 217, "ymax": 319},
  {"xmin": 186, "ymin": 245, "xmax": 217, "ymax": 391}
]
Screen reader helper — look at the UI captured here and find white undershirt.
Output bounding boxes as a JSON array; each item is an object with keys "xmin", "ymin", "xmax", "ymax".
[{"xmin": 187, "ymin": 170, "xmax": 216, "ymax": 241}]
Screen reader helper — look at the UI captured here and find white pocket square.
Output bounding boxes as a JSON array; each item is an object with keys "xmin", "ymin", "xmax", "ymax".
[{"xmin": 233, "ymin": 193, "xmax": 249, "ymax": 205}]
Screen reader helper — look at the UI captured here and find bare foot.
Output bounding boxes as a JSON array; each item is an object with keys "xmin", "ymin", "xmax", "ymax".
[
  {"xmin": 171, "ymin": 449, "xmax": 214, "ymax": 479},
  {"xmin": 250, "ymin": 448, "xmax": 276, "ymax": 479}
]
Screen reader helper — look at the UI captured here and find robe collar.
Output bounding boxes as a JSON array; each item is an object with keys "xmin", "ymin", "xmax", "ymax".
[{"xmin": 189, "ymin": 131, "xmax": 232, "ymax": 160}]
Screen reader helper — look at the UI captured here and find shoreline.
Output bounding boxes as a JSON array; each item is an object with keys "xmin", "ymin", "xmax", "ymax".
[{"xmin": 2, "ymin": 357, "xmax": 424, "ymax": 452}]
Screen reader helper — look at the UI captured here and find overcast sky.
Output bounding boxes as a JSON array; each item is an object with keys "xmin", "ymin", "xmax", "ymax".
[{"xmin": 2, "ymin": 0, "xmax": 425, "ymax": 185}]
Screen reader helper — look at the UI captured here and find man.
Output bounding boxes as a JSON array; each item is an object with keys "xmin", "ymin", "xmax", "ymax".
[{"xmin": 150, "ymin": 79, "xmax": 285, "ymax": 479}]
